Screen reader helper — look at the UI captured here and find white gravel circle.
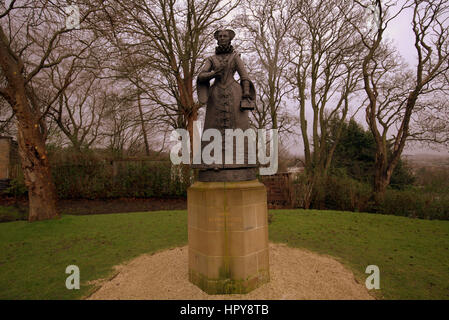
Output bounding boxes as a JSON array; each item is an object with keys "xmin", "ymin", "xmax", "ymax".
[{"xmin": 86, "ymin": 243, "xmax": 375, "ymax": 300}]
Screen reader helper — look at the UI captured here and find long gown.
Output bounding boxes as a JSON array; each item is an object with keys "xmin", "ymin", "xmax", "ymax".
[{"xmin": 194, "ymin": 51, "xmax": 257, "ymax": 182}]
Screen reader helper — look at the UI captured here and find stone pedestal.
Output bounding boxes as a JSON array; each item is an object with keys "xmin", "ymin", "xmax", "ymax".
[{"xmin": 188, "ymin": 180, "xmax": 270, "ymax": 294}]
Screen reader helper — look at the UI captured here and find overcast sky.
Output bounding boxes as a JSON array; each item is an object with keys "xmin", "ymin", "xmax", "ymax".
[{"xmin": 385, "ymin": 4, "xmax": 416, "ymax": 65}]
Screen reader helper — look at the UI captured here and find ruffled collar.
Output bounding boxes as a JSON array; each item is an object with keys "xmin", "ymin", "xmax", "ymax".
[{"xmin": 215, "ymin": 44, "xmax": 234, "ymax": 55}]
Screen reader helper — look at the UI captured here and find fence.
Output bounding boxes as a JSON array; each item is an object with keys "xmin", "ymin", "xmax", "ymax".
[{"xmin": 260, "ymin": 172, "xmax": 294, "ymax": 208}]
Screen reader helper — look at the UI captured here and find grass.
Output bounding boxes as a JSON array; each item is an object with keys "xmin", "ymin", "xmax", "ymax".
[
  {"xmin": 269, "ymin": 210, "xmax": 449, "ymax": 300},
  {"xmin": 0, "ymin": 208, "xmax": 448, "ymax": 299},
  {"xmin": 0, "ymin": 211, "xmax": 187, "ymax": 299}
]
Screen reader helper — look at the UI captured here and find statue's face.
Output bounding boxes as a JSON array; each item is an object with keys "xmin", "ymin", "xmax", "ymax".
[{"xmin": 217, "ymin": 31, "xmax": 231, "ymax": 46}]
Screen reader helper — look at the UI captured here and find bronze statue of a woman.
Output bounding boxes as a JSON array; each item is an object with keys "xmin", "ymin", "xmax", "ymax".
[{"xmin": 195, "ymin": 29, "xmax": 257, "ymax": 182}]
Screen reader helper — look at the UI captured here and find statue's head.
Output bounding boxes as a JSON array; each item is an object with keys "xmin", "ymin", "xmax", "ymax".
[{"xmin": 214, "ymin": 29, "xmax": 235, "ymax": 46}]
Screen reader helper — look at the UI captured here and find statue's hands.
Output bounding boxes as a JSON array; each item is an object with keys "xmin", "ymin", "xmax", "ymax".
[
  {"xmin": 242, "ymin": 80, "xmax": 251, "ymax": 99},
  {"xmin": 213, "ymin": 65, "xmax": 225, "ymax": 79}
]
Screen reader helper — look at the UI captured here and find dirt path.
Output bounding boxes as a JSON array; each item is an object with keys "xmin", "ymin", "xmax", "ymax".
[{"xmin": 87, "ymin": 243, "xmax": 375, "ymax": 300}]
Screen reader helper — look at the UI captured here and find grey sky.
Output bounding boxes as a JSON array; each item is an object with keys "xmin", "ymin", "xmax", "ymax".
[{"xmin": 385, "ymin": 5, "xmax": 416, "ymax": 65}]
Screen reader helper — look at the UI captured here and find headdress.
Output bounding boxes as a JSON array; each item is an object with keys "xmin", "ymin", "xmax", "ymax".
[{"xmin": 213, "ymin": 29, "xmax": 236, "ymax": 41}]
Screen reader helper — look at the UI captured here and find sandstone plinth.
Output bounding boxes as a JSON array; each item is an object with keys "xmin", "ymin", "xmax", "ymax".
[{"xmin": 187, "ymin": 180, "xmax": 270, "ymax": 294}]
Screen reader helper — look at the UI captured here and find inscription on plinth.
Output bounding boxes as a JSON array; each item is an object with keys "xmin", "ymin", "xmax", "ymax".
[{"xmin": 187, "ymin": 180, "xmax": 270, "ymax": 294}]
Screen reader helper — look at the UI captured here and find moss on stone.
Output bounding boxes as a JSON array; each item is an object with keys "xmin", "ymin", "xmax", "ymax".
[{"xmin": 189, "ymin": 268, "xmax": 269, "ymax": 294}]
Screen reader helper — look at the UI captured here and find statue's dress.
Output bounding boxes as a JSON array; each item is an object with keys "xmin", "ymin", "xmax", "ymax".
[{"xmin": 195, "ymin": 51, "xmax": 257, "ymax": 182}]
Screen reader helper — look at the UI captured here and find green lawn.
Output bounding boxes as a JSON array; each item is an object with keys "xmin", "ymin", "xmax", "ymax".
[
  {"xmin": 0, "ymin": 209, "xmax": 448, "ymax": 299},
  {"xmin": 0, "ymin": 211, "xmax": 188, "ymax": 299},
  {"xmin": 269, "ymin": 210, "xmax": 449, "ymax": 300}
]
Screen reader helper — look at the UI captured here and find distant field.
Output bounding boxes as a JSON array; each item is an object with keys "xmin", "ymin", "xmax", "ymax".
[
  {"xmin": 403, "ymin": 153, "xmax": 449, "ymax": 170},
  {"xmin": 0, "ymin": 209, "xmax": 448, "ymax": 299}
]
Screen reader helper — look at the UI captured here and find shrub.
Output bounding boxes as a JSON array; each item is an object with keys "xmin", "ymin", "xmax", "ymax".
[
  {"xmin": 289, "ymin": 170, "xmax": 449, "ymax": 220},
  {"xmin": 2, "ymin": 147, "xmax": 188, "ymax": 200},
  {"xmin": 380, "ymin": 189, "xmax": 449, "ymax": 220},
  {"xmin": 52, "ymin": 162, "xmax": 113, "ymax": 199},
  {"xmin": 4, "ymin": 178, "xmax": 27, "ymax": 198},
  {"xmin": 49, "ymin": 160, "xmax": 188, "ymax": 199},
  {"xmin": 111, "ymin": 162, "xmax": 187, "ymax": 198},
  {"xmin": 291, "ymin": 171, "xmax": 373, "ymax": 213},
  {"xmin": 0, "ymin": 205, "xmax": 27, "ymax": 222},
  {"xmin": 323, "ymin": 174, "xmax": 373, "ymax": 212}
]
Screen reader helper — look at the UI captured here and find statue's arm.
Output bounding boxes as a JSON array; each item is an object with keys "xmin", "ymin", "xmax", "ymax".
[
  {"xmin": 198, "ymin": 58, "xmax": 220, "ymax": 82},
  {"xmin": 235, "ymin": 55, "xmax": 251, "ymax": 98}
]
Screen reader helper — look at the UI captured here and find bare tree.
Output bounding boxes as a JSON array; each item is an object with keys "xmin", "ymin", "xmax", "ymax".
[
  {"xmin": 353, "ymin": 0, "xmax": 449, "ymax": 203},
  {"xmin": 99, "ymin": 0, "xmax": 240, "ymax": 150},
  {"xmin": 288, "ymin": 0, "xmax": 364, "ymax": 208},
  {"xmin": 0, "ymin": 1, "xmax": 97, "ymax": 221},
  {"xmin": 109, "ymin": 52, "xmax": 171, "ymax": 156},
  {"xmin": 234, "ymin": 0, "xmax": 297, "ymax": 134},
  {"xmin": 99, "ymin": 91, "xmax": 142, "ymax": 157},
  {"xmin": 49, "ymin": 70, "xmax": 108, "ymax": 152},
  {"xmin": 411, "ymin": 92, "xmax": 449, "ymax": 148},
  {"xmin": 42, "ymin": 28, "xmax": 113, "ymax": 152}
]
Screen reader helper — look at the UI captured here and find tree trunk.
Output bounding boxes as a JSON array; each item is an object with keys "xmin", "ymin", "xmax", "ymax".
[
  {"xmin": 372, "ymin": 143, "xmax": 401, "ymax": 207},
  {"xmin": 373, "ymin": 173, "xmax": 388, "ymax": 205},
  {"xmin": 0, "ymin": 32, "xmax": 59, "ymax": 222},
  {"xmin": 372, "ymin": 154, "xmax": 390, "ymax": 207},
  {"xmin": 16, "ymin": 94, "xmax": 59, "ymax": 222},
  {"xmin": 184, "ymin": 104, "xmax": 198, "ymax": 185},
  {"xmin": 302, "ymin": 183, "xmax": 313, "ymax": 210},
  {"xmin": 186, "ymin": 110, "xmax": 198, "ymax": 153},
  {"xmin": 137, "ymin": 92, "xmax": 150, "ymax": 156}
]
